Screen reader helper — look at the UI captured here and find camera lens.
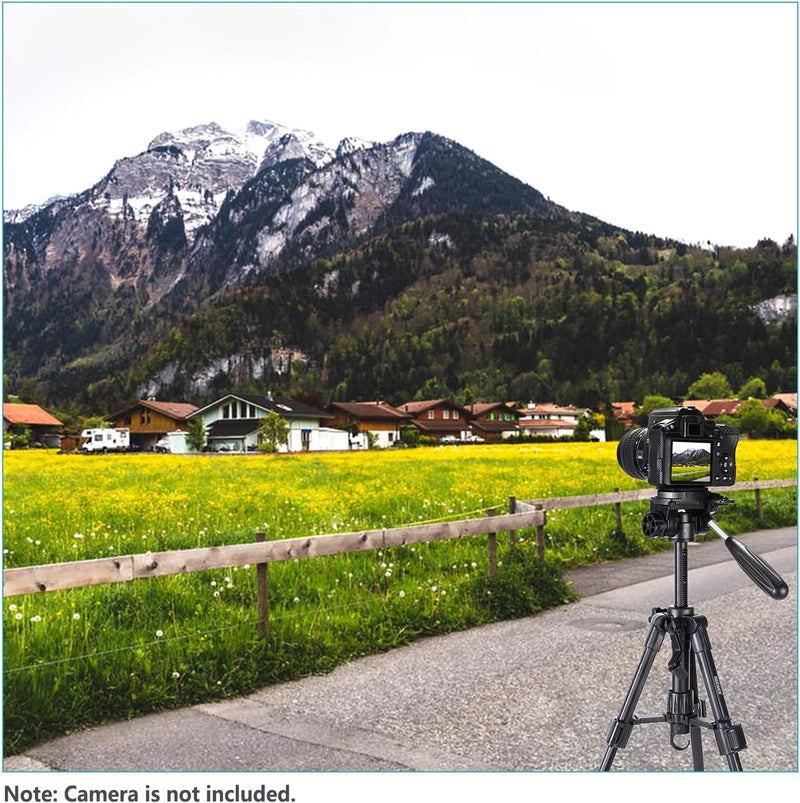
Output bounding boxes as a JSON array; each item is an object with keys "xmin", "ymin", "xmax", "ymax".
[{"xmin": 617, "ymin": 427, "xmax": 649, "ymax": 481}]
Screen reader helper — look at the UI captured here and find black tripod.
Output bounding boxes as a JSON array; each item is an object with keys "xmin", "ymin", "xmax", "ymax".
[{"xmin": 600, "ymin": 487, "xmax": 789, "ymax": 771}]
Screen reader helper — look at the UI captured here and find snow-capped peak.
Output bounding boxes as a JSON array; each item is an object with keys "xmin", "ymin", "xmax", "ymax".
[
  {"xmin": 148, "ymin": 119, "xmax": 335, "ymax": 169},
  {"xmin": 336, "ymin": 136, "xmax": 375, "ymax": 158}
]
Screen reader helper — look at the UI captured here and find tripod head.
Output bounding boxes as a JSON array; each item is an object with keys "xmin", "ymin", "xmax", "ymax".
[{"xmin": 642, "ymin": 486, "xmax": 789, "ymax": 600}]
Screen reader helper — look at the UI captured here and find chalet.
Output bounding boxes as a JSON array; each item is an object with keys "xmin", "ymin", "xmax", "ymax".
[
  {"xmin": 466, "ymin": 403, "xmax": 519, "ymax": 442},
  {"xmin": 682, "ymin": 400, "xmax": 713, "ymax": 414},
  {"xmin": 517, "ymin": 403, "xmax": 584, "ymax": 439},
  {"xmin": 700, "ymin": 399, "xmax": 744, "ymax": 417},
  {"xmin": 3, "ymin": 403, "xmax": 63, "ymax": 447},
  {"xmin": 186, "ymin": 393, "xmax": 343, "ymax": 453},
  {"xmin": 399, "ymin": 399, "xmax": 472, "ymax": 441},
  {"xmin": 109, "ymin": 399, "xmax": 199, "ymax": 451},
  {"xmin": 765, "ymin": 393, "xmax": 797, "ymax": 420},
  {"xmin": 328, "ymin": 402, "xmax": 409, "ymax": 448},
  {"xmin": 611, "ymin": 401, "xmax": 636, "ymax": 421}
]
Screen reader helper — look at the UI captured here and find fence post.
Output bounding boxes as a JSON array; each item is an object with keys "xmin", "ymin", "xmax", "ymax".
[
  {"xmin": 754, "ymin": 477, "xmax": 763, "ymax": 522},
  {"xmin": 614, "ymin": 487, "xmax": 623, "ymax": 534},
  {"xmin": 255, "ymin": 531, "xmax": 269, "ymax": 644},
  {"xmin": 535, "ymin": 504, "xmax": 546, "ymax": 564},
  {"xmin": 508, "ymin": 496, "xmax": 517, "ymax": 546},
  {"xmin": 487, "ymin": 508, "xmax": 497, "ymax": 579}
]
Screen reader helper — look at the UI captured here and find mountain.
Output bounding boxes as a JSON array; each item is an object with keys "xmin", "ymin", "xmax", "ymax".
[
  {"xmin": 4, "ymin": 118, "xmax": 797, "ymax": 413},
  {"xmin": 3, "ymin": 120, "xmax": 578, "ymax": 397}
]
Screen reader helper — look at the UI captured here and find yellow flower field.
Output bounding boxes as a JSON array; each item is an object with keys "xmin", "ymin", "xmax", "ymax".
[
  {"xmin": 2, "ymin": 440, "xmax": 795, "ymax": 754},
  {"xmin": 2, "ymin": 440, "xmax": 796, "ymax": 567}
]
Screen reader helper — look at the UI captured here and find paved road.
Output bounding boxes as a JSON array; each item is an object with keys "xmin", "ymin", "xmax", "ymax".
[{"xmin": 5, "ymin": 527, "xmax": 796, "ymax": 773}]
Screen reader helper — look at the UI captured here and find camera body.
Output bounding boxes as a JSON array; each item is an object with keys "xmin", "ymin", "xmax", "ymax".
[{"xmin": 617, "ymin": 406, "xmax": 738, "ymax": 487}]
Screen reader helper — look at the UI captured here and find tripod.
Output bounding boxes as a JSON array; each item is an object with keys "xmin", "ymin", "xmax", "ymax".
[{"xmin": 600, "ymin": 487, "xmax": 788, "ymax": 771}]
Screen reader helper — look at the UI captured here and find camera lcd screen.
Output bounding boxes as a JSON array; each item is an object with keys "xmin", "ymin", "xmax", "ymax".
[{"xmin": 670, "ymin": 440, "xmax": 712, "ymax": 483}]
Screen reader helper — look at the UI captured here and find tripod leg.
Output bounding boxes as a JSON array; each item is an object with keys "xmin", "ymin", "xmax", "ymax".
[
  {"xmin": 667, "ymin": 618, "xmax": 706, "ymax": 770},
  {"xmin": 690, "ymin": 616, "xmax": 746, "ymax": 771},
  {"xmin": 689, "ymin": 654, "xmax": 705, "ymax": 771},
  {"xmin": 600, "ymin": 614, "xmax": 667, "ymax": 771}
]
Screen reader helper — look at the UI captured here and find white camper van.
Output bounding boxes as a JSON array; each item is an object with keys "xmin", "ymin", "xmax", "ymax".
[{"xmin": 80, "ymin": 428, "xmax": 130, "ymax": 453}]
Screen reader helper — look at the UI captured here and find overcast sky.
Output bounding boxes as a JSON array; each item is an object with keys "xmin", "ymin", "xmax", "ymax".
[{"xmin": 2, "ymin": 1, "xmax": 797, "ymax": 248}]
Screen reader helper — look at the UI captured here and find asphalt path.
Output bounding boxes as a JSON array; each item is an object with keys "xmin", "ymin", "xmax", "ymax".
[{"xmin": 5, "ymin": 526, "xmax": 796, "ymax": 774}]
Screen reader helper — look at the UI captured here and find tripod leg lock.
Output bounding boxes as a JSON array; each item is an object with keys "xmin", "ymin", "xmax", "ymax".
[
  {"xmin": 713, "ymin": 719, "xmax": 747, "ymax": 756},
  {"xmin": 605, "ymin": 717, "xmax": 635, "ymax": 750}
]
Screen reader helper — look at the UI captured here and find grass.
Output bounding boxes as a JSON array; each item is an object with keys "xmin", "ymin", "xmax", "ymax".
[{"xmin": 2, "ymin": 441, "xmax": 796, "ymax": 753}]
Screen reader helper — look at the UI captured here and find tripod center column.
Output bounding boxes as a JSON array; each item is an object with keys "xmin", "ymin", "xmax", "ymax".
[{"xmin": 674, "ymin": 539, "xmax": 689, "ymax": 609}]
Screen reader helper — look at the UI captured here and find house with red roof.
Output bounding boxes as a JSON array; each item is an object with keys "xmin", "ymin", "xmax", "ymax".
[
  {"xmin": 466, "ymin": 402, "xmax": 519, "ymax": 442},
  {"xmin": 398, "ymin": 399, "xmax": 472, "ymax": 441},
  {"xmin": 517, "ymin": 403, "xmax": 586, "ymax": 439},
  {"xmin": 3, "ymin": 403, "xmax": 64, "ymax": 447}
]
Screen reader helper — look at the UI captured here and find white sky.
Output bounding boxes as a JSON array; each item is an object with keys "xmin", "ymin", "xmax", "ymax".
[{"xmin": 1, "ymin": 1, "xmax": 797, "ymax": 247}]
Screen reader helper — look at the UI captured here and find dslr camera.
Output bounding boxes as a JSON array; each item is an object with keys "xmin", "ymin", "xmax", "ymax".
[{"xmin": 617, "ymin": 406, "xmax": 738, "ymax": 487}]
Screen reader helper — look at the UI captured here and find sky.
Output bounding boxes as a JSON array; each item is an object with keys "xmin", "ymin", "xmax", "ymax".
[{"xmin": 1, "ymin": 1, "xmax": 797, "ymax": 248}]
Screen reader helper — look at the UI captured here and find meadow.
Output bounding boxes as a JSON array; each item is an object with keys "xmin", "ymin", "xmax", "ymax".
[{"xmin": 2, "ymin": 441, "xmax": 796, "ymax": 752}]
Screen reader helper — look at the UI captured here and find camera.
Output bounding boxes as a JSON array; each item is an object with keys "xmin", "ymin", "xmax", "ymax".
[{"xmin": 617, "ymin": 406, "xmax": 738, "ymax": 487}]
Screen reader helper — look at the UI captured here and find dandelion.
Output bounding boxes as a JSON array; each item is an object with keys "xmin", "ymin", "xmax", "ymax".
[
  {"xmin": 14, "ymin": 613, "xmax": 22, "ymax": 621},
  {"xmin": 156, "ymin": 629, "xmax": 164, "ymax": 638},
  {"xmin": 398, "ymin": 590, "xmax": 405, "ymax": 598},
  {"xmin": 73, "ymin": 613, "xmax": 80, "ymax": 620},
  {"xmin": 172, "ymin": 672, "xmax": 180, "ymax": 679},
  {"xmin": 9, "ymin": 604, "xmax": 17, "ymax": 611}
]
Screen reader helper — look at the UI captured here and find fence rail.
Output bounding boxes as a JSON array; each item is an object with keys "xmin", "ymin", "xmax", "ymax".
[
  {"xmin": 4, "ymin": 478, "xmax": 795, "ymax": 600},
  {"xmin": 3, "ymin": 509, "xmax": 543, "ymax": 598}
]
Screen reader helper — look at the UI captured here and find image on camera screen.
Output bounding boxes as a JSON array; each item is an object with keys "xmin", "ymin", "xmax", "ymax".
[{"xmin": 670, "ymin": 440, "xmax": 712, "ymax": 483}]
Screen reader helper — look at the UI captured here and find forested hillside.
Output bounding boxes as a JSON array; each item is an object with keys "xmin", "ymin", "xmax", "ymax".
[{"xmin": 81, "ymin": 214, "xmax": 795, "ymax": 412}]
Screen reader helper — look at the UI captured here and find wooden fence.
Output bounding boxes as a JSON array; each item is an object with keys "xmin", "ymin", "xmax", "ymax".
[{"xmin": 4, "ymin": 478, "xmax": 795, "ymax": 638}]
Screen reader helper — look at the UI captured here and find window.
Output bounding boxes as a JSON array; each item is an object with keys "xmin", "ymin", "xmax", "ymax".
[
  {"xmin": 222, "ymin": 405, "xmax": 230, "ymax": 419},
  {"xmin": 428, "ymin": 410, "xmax": 435, "ymax": 419},
  {"xmin": 453, "ymin": 410, "xmax": 459, "ymax": 420},
  {"xmin": 443, "ymin": 410, "xmax": 450, "ymax": 420}
]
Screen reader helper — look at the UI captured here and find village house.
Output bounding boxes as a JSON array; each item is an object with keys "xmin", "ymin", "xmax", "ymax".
[
  {"xmin": 3, "ymin": 403, "xmax": 63, "ymax": 447},
  {"xmin": 327, "ymin": 401, "xmax": 410, "ymax": 448},
  {"xmin": 764, "ymin": 393, "xmax": 797, "ymax": 420},
  {"xmin": 109, "ymin": 399, "xmax": 199, "ymax": 451},
  {"xmin": 517, "ymin": 403, "xmax": 586, "ymax": 439},
  {"xmin": 184, "ymin": 393, "xmax": 344, "ymax": 453},
  {"xmin": 398, "ymin": 399, "xmax": 472, "ymax": 441},
  {"xmin": 466, "ymin": 402, "xmax": 519, "ymax": 442},
  {"xmin": 698, "ymin": 399, "xmax": 745, "ymax": 418}
]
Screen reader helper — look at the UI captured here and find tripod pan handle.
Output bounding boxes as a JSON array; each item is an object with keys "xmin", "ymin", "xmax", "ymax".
[{"xmin": 725, "ymin": 537, "xmax": 789, "ymax": 600}]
